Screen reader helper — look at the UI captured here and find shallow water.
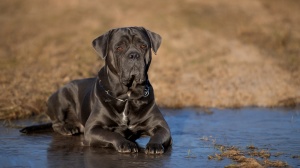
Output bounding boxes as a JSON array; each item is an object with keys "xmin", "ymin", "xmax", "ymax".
[{"xmin": 1, "ymin": 108, "xmax": 300, "ymax": 167}]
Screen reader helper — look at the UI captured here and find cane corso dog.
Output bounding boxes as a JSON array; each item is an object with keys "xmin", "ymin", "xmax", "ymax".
[{"xmin": 43, "ymin": 27, "xmax": 171, "ymax": 154}]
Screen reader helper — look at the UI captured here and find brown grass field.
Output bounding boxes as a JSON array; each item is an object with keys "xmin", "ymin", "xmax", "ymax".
[{"xmin": 1, "ymin": 0, "xmax": 300, "ymax": 119}]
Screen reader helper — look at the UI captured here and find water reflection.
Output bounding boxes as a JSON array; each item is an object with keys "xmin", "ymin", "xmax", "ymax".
[
  {"xmin": 47, "ymin": 134, "xmax": 172, "ymax": 168},
  {"xmin": 1, "ymin": 108, "xmax": 299, "ymax": 167}
]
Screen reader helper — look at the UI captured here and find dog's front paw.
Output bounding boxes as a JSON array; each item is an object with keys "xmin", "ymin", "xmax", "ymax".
[
  {"xmin": 115, "ymin": 140, "xmax": 138, "ymax": 153},
  {"xmin": 145, "ymin": 143, "xmax": 164, "ymax": 154}
]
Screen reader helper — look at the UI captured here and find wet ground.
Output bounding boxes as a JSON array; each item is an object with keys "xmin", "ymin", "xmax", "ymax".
[{"xmin": 1, "ymin": 108, "xmax": 300, "ymax": 167}]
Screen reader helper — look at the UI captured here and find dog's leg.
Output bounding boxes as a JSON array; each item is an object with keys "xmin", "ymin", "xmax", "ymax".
[
  {"xmin": 49, "ymin": 106, "xmax": 84, "ymax": 136},
  {"xmin": 145, "ymin": 126, "xmax": 172, "ymax": 154},
  {"xmin": 47, "ymin": 86, "xmax": 84, "ymax": 136},
  {"xmin": 51, "ymin": 116, "xmax": 84, "ymax": 136},
  {"xmin": 84, "ymin": 125, "xmax": 138, "ymax": 153}
]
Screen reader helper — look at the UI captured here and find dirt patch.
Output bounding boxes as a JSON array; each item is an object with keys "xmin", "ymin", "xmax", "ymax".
[
  {"xmin": 208, "ymin": 144, "xmax": 289, "ymax": 168},
  {"xmin": 1, "ymin": 0, "xmax": 300, "ymax": 119}
]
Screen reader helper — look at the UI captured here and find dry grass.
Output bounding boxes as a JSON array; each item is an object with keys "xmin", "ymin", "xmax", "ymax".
[{"xmin": 1, "ymin": 0, "xmax": 300, "ymax": 119}]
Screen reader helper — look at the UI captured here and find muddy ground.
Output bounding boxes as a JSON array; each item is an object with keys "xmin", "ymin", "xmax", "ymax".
[{"xmin": 1, "ymin": 0, "xmax": 300, "ymax": 119}]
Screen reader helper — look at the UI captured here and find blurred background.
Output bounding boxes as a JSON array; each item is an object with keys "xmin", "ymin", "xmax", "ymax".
[{"xmin": 1, "ymin": 0, "xmax": 299, "ymax": 119}]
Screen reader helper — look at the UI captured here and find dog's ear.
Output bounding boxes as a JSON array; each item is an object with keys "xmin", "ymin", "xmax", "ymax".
[
  {"xmin": 142, "ymin": 28, "xmax": 162, "ymax": 55},
  {"xmin": 92, "ymin": 30, "xmax": 113, "ymax": 59}
]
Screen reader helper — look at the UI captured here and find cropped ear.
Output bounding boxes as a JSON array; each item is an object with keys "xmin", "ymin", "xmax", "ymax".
[
  {"xmin": 92, "ymin": 29, "xmax": 113, "ymax": 59},
  {"xmin": 141, "ymin": 27, "xmax": 162, "ymax": 55}
]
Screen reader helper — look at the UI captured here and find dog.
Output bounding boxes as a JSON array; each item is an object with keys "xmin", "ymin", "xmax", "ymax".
[{"xmin": 21, "ymin": 27, "xmax": 172, "ymax": 154}]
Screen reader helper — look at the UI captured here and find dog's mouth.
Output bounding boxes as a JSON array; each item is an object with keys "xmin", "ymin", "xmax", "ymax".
[
  {"xmin": 122, "ymin": 75, "xmax": 146, "ymax": 88},
  {"xmin": 121, "ymin": 67, "xmax": 146, "ymax": 88},
  {"xmin": 120, "ymin": 62, "xmax": 147, "ymax": 88}
]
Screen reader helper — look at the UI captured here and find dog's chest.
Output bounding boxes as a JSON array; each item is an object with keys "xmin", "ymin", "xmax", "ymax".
[
  {"xmin": 120, "ymin": 111, "xmax": 138, "ymax": 131},
  {"xmin": 121, "ymin": 111, "xmax": 129, "ymax": 125},
  {"xmin": 119, "ymin": 101, "xmax": 138, "ymax": 130}
]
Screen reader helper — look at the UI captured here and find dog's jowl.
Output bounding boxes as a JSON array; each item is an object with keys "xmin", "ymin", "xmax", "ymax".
[{"xmin": 45, "ymin": 27, "xmax": 172, "ymax": 154}]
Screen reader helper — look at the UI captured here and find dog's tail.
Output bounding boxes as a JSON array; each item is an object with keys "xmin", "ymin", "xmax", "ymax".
[{"xmin": 19, "ymin": 123, "xmax": 53, "ymax": 134}]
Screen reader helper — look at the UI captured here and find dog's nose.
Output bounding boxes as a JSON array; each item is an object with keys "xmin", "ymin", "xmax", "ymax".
[{"xmin": 128, "ymin": 52, "xmax": 140, "ymax": 59}]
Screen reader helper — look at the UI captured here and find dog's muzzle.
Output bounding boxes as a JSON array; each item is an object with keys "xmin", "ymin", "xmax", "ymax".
[{"xmin": 120, "ymin": 51, "xmax": 147, "ymax": 87}]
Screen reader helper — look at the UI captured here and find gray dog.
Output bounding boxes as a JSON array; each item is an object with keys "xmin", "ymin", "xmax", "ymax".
[{"xmin": 25, "ymin": 27, "xmax": 172, "ymax": 154}]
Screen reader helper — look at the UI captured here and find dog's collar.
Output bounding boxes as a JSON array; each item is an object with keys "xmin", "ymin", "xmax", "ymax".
[
  {"xmin": 99, "ymin": 80, "xmax": 150, "ymax": 102},
  {"xmin": 104, "ymin": 90, "xmax": 129, "ymax": 102}
]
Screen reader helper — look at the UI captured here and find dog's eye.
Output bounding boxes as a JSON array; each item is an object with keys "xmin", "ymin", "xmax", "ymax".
[
  {"xmin": 116, "ymin": 47, "xmax": 123, "ymax": 52},
  {"xmin": 140, "ymin": 44, "xmax": 147, "ymax": 49}
]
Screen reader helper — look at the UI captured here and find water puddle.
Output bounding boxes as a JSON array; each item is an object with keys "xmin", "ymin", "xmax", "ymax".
[{"xmin": 1, "ymin": 108, "xmax": 300, "ymax": 167}]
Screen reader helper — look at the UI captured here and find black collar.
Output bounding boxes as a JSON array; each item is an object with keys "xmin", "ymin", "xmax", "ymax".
[{"xmin": 98, "ymin": 80, "xmax": 150, "ymax": 102}]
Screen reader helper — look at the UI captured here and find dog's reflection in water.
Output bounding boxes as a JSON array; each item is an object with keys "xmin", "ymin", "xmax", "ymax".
[{"xmin": 47, "ymin": 133, "xmax": 171, "ymax": 168}]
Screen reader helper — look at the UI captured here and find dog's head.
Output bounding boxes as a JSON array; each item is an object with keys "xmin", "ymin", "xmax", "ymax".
[{"xmin": 92, "ymin": 27, "xmax": 161, "ymax": 88}]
